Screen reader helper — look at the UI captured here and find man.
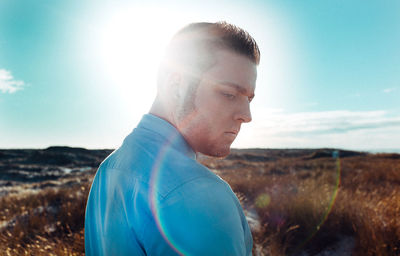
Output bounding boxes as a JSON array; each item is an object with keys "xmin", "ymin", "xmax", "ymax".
[{"xmin": 85, "ymin": 21, "xmax": 260, "ymax": 255}]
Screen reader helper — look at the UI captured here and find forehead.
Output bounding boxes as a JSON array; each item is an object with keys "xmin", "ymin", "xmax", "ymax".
[{"xmin": 201, "ymin": 50, "xmax": 257, "ymax": 93}]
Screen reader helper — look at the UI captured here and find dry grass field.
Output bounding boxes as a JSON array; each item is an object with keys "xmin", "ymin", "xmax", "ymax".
[
  {"xmin": 208, "ymin": 149, "xmax": 400, "ymax": 255},
  {"xmin": 0, "ymin": 148, "xmax": 399, "ymax": 255}
]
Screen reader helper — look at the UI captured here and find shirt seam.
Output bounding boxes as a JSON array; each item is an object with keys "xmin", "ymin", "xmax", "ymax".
[{"xmin": 159, "ymin": 174, "xmax": 222, "ymax": 204}]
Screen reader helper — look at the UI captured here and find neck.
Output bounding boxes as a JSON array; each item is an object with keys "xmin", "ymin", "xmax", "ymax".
[{"xmin": 149, "ymin": 95, "xmax": 177, "ymax": 128}]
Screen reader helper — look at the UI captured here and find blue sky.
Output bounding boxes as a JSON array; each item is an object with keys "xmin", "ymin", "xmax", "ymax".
[{"xmin": 1, "ymin": 0, "xmax": 399, "ymax": 151}]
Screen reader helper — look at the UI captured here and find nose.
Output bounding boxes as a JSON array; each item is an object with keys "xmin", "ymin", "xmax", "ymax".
[{"xmin": 235, "ymin": 101, "xmax": 252, "ymax": 123}]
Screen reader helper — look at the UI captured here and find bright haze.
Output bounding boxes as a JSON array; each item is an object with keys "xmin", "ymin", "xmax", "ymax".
[{"xmin": 0, "ymin": 0, "xmax": 399, "ymax": 152}]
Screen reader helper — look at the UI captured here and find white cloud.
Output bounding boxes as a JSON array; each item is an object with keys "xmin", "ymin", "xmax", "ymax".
[
  {"xmin": 0, "ymin": 69, "xmax": 25, "ymax": 93},
  {"xmin": 234, "ymin": 108, "xmax": 400, "ymax": 150},
  {"xmin": 383, "ymin": 87, "xmax": 397, "ymax": 93}
]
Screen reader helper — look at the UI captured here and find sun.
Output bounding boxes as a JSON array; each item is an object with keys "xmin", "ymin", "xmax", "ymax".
[{"xmin": 94, "ymin": 6, "xmax": 193, "ymax": 120}]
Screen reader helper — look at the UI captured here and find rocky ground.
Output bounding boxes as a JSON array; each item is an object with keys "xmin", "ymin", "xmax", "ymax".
[{"xmin": 0, "ymin": 147, "xmax": 112, "ymax": 197}]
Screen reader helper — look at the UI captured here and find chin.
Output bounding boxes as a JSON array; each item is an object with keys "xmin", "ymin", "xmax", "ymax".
[{"xmin": 201, "ymin": 146, "xmax": 231, "ymax": 158}]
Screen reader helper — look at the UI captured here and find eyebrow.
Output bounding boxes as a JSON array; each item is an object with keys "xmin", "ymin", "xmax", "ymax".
[{"xmin": 219, "ymin": 82, "xmax": 255, "ymax": 99}]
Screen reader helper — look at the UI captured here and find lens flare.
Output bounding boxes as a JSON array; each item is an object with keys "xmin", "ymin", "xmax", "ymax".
[
  {"xmin": 147, "ymin": 132, "xmax": 185, "ymax": 255},
  {"xmin": 147, "ymin": 112, "xmax": 198, "ymax": 255},
  {"xmin": 255, "ymin": 193, "xmax": 271, "ymax": 208}
]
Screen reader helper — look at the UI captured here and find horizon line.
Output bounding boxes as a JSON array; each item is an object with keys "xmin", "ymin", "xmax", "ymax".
[{"xmin": 1, "ymin": 145, "xmax": 400, "ymax": 154}]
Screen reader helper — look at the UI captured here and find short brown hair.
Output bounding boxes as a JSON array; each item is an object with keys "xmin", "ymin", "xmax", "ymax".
[
  {"xmin": 172, "ymin": 21, "xmax": 260, "ymax": 64},
  {"xmin": 158, "ymin": 21, "xmax": 260, "ymax": 83}
]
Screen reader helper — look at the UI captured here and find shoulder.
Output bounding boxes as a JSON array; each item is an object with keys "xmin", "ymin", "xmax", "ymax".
[{"xmin": 147, "ymin": 176, "xmax": 247, "ymax": 255}]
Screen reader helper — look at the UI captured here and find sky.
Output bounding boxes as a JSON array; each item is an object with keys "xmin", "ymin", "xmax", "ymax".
[{"xmin": 0, "ymin": 0, "xmax": 399, "ymax": 151}]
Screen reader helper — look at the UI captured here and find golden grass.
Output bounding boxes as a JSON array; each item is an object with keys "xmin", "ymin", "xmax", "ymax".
[
  {"xmin": 223, "ymin": 154, "xmax": 400, "ymax": 255},
  {"xmin": 0, "ymin": 181, "xmax": 90, "ymax": 255},
  {"xmin": 0, "ymin": 152, "xmax": 399, "ymax": 255}
]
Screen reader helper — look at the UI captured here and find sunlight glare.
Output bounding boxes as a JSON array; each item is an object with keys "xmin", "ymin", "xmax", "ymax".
[{"xmin": 96, "ymin": 7, "xmax": 190, "ymax": 119}]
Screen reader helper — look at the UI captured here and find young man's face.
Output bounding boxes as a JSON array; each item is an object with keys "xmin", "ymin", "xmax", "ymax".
[{"xmin": 177, "ymin": 50, "xmax": 257, "ymax": 157}]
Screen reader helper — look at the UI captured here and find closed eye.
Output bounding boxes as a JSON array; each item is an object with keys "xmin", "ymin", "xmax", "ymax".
[{"xmin": 221, "ymin": 92, "xmax": 235, "ymax": 100}]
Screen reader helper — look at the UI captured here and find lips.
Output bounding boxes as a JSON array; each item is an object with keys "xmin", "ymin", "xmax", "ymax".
[
  {"xmin": 228, "ymin": 128, "xmax": 240, "ymax": 135},
  {"xmin": 224, "ymin": 130, "xmax": 239, "ymax": 139}
]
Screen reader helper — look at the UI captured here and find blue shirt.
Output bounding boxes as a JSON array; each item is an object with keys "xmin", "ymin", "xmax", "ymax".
[{"xmin": 85, "ymin": 114, "xmax": 253, "ymax": 255}]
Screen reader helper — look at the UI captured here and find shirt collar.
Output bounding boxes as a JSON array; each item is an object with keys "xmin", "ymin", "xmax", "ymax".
[{"xmin": 136, "ymin": 114, "xmax": 197, "ymax": 160}]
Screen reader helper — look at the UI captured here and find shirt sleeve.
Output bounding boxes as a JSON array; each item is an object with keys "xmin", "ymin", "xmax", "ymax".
[{"xmin": 141, "ymin": 176, "xmax": 249, "ymax": 256}]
